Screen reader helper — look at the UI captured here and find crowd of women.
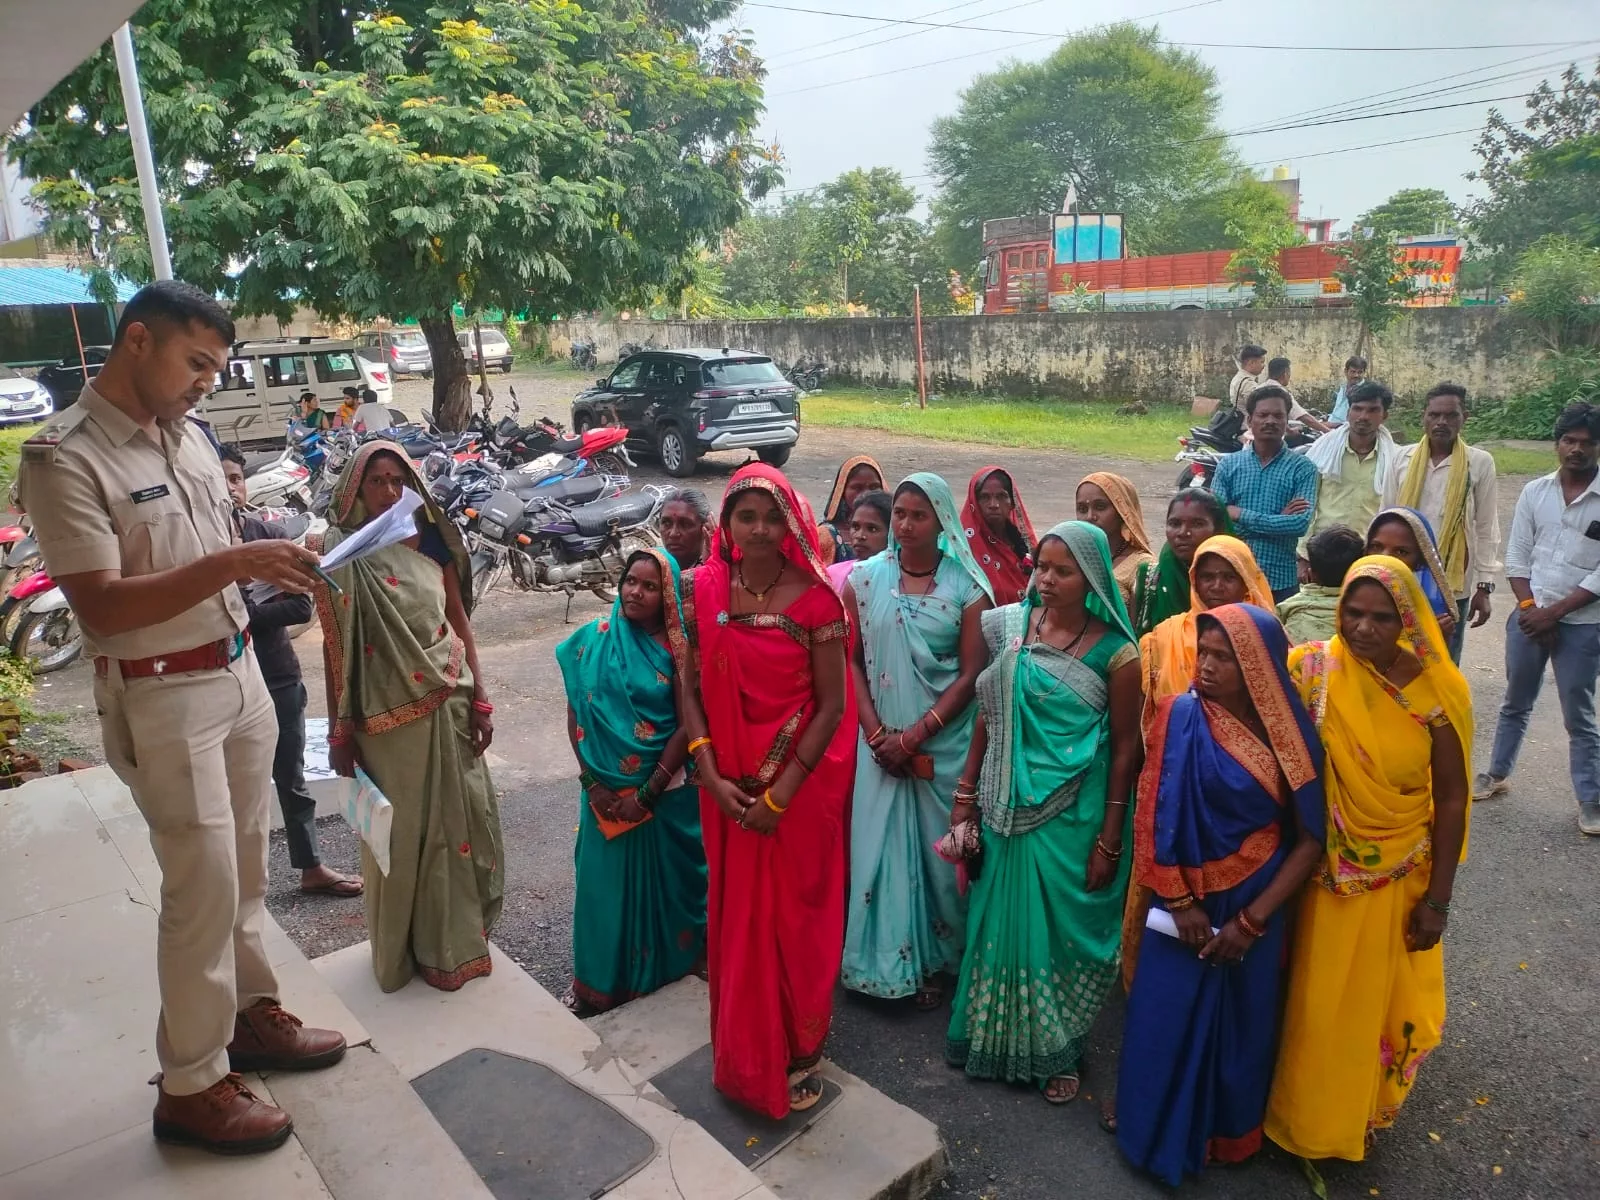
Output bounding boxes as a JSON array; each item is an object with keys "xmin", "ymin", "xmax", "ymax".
[{"xmin": 310, "ymin": 436, "xmax": 1470, "ymax": 1187}]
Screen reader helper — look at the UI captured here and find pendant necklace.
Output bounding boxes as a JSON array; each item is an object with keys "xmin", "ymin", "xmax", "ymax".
[{"xmin": 738, "ymin": 559, "xmax": 786, "ymax": 613}]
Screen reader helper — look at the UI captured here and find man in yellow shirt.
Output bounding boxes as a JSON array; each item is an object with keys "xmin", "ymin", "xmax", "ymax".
[{"xmin": 1297, "ymin": 380, "xmax": 1397, "ymax": 581}]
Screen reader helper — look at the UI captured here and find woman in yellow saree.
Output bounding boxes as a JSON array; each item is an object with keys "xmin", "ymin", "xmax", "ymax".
[
  {"xmin": 1265, "ymin": 556, "xmax": 1472, "ymax": 1161},
  {"xmin": 1138, "ymin": 535, "xmax": 1275, "ymax": 735}
]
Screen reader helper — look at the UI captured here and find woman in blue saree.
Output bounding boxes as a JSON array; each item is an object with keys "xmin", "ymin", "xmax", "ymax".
[
  {"xmin": 1115, "ymin": 603, "xmax": 1326, "ymax": 1183},
  {"xmin": 841, "ymin": 474, "xmax": 993, "ymax": 1008},
  {"xmin": 555, "ymin": 548, "xmax": 706, "ymax": 1013},
  {"xmin": 945, "ymin": 521, "xmax": 1143, "ymax": 1104},
  {"xmin": 1367, "ymin": 508, "xmax": 1457, "ymax": 643}
]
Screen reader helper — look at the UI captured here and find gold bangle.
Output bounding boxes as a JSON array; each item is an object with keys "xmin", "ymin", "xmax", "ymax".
[
  {"xmin": 763, "ymin": 789, "xmax": 788, "ymax": 815},
  {"xmin": 1166, "ymin": 893, "xmax": 1196, "ymax": 911},
  {"xmin": 687, "ymin": 737, "xmax": 712, "ymax": 757},
  {"xmin": 1518, "ymin": 598, "xmax": 1536, "ymax": 610},
  {"xmin": 926, "ymin": 709, "xmax": 945, "ymax": 731}
]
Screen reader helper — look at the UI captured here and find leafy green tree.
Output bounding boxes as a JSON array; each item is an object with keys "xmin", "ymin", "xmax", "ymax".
[
  {"xmin": 927, "ymin": 23, "xmax": 1234, "ymax": 270},
  {"xmin": 1465, "ymin": 62, "xmax": 1600, "ymax": 288},
  {"xmin": 1356, "ymin": 187, "xmax": 1458, "ymax": 237},
  {"xmin": 9, "ymin": 0, "xmax": 777, "ymax": 428},
  {"xmin": 1226, "ymin": 219, "xmax": 1292, "ymax": 308},
  {"xmin": 1144, "ymin": 174, "xmax": 1295, "ymax": 255},
  {"xmin": 719, "ymin": 167, "xmax": 956, "ymax": 315},
  {"xmin": 1332, "ymin": 228, "xmax": 1427, "ymax": 359},
  {"xmin": 1508, "ymin": 235, "xmax": 1600, "ymax": 352}
]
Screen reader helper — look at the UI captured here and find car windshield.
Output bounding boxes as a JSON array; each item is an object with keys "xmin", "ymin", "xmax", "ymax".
[
  {"xmin": 477, "ymin": 331, "xmax": 508, "ymax": 346},
  {"xmin": 391, "ymin": 330, "xmax": 426, "ymax": 347},
  {"xmin": 703, "ymin": 358, "xmax": 784, "ymax": 386}
]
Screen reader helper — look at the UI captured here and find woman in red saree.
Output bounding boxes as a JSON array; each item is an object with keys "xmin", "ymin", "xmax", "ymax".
[
  {"xmin": 677, "ymin": 464, "xmax": 856, "ymax": 1118},
  {"xmin": 961, "ymin": 466, "xmax": 1038, "ymax": 605}
]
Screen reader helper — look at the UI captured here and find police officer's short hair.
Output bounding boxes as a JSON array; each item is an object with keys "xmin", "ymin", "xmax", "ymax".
[{"xmin": 115, "ymin": 280, "xmax": 235, "ymax": 347}]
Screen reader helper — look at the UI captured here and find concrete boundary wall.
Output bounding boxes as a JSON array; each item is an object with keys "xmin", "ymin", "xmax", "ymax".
[{"xmin": 549, "ymin": 307, "xmax": 1532, "ymax": 406}]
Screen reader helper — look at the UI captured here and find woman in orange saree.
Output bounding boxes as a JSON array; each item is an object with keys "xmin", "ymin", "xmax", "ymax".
[
  {"xmin": 1265, "ymin": 556, "xmax": 1472, "ymax": 1161},
  {"xmin": 677, "ymin": 464, "xmax": 856, "ymax": 1118}
]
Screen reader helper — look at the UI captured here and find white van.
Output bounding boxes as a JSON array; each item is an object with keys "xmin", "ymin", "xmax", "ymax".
[{"xmin": 200, "ymin": 337, "xmax": 395, "ymax": 445}]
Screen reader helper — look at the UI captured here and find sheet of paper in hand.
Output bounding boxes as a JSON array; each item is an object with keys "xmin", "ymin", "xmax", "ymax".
[
  {"xmin": 1145, "ymin": 907, "xmax": 1220, "ymax": 939},
  {"xmin": 318, "ymin": 486, "xmax": 426, "ymax": 573}
]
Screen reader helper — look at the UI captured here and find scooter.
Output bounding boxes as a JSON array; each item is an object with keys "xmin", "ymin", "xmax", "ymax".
[{"xmin": 6, "ymin": 569, "xmax": 81, "ymax": 674}]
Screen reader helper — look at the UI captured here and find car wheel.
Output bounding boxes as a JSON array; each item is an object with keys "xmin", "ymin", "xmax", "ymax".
[
  {"xmin": 573, "ymin": 413, "xmax": 590, "ymax": 434},
  {"xmin": 656, "ymin": 425, "xmax": 698, "ymax": 477},
  {"xmin": 757, "ymin": 444, "xmax": 793, "ymax": 468}
]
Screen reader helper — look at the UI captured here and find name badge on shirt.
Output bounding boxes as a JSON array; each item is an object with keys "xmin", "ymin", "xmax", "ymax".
[{"xmin": 130, "ymin": 484, "xmax": 171, "ymax": 504}]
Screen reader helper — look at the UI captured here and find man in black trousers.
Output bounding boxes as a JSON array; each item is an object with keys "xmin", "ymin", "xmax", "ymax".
[{"xmin": 219, "ymin": 445, "xmax": 361, "ymax": 898}]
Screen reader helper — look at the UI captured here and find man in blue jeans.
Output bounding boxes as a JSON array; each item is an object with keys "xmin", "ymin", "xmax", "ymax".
[{"xmin": 1475, "ymin": 403, "xmax": 1600, "ymax": 836}]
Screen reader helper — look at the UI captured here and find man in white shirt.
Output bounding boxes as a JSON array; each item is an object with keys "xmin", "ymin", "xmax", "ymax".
[
  {"xmin": 1380, "ymin": 382, "xmax": 1501, "ymax": 664},
  {"xmin": 1475, "ymin": 404, "xmax": 1600, "ymax": 835}
]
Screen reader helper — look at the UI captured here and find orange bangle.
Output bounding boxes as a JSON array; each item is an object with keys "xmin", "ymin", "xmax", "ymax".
[{"xmin": 1518, "ymin": 598, "xmax": 1536, "ymax": 610}]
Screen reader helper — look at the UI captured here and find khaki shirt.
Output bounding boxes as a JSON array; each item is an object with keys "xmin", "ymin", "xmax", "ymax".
[{"xmin": 17, "ymin": 383, "xmax": 246, "ymax": 659}]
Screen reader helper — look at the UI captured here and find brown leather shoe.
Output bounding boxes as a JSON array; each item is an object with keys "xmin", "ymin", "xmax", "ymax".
[
  {"xmin": 227, "ymin": 999, "xmax": 347, "ymax": 1072},
  {"xmin": 152, "ymin": 1073, "xmax": 294, "ymax": 1155}
]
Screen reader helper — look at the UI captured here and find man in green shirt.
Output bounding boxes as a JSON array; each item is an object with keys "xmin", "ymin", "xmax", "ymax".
[{"xmin": 1297, "ymin": 380, "xmax": 1397, "ymax": 582}]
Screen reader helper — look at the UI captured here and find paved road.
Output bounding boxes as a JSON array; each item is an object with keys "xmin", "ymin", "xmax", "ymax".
[{"xmin": 32, "ymin": 363, "xmax": 1599, "ymax": 1199}]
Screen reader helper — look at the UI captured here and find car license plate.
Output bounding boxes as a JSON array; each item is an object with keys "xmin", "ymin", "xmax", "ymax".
[{"xmin": 736, "ymin": 401, "xmax": 773, "ymax": 415}]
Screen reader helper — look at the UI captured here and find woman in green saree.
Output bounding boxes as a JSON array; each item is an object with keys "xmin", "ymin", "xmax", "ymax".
[
  {"xmin": 946, "ymin": 521, "xmax": 1144, "ymax": 1103},
  {"xmin": 556, "ymin": 548, "xmax": 706, "ymax": 1013},
  {"xmin": 317, "ymin": 441, "xmax": 503, "ymax": 993}
]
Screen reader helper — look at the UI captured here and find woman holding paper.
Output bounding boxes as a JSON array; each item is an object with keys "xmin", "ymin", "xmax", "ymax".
[
  {"xmin": 1266, "ymin": 558, "xmax": 1471, "ymax": 1161},
  {"xmin": 839, "ymin": 473, "xmax": 991, "ymax": 1008},
  {"xmin": 1114, "ymin": 603, "xmax": 1326, "ymax": 1184},
  {"xmin": 555, "ymin": 548, "xmax": 706, "ymax": 1014},
  {"xmin": 945, "ymin": 521, "xmax": 1142, "ymax": 1106},
  {"xmin": 315, "ymin": 441, "xmax": 503, "ymax": 993}
]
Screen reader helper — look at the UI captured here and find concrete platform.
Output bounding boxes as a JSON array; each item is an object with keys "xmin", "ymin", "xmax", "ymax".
[{"xmin": 587, "ymin": 978, "xmax": 949, "ymax": 1200}]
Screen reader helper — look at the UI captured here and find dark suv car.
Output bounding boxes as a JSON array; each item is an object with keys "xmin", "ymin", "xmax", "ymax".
[{"xmin": 570, "ymin": 348, "xmax": 800, "ymax": 477}]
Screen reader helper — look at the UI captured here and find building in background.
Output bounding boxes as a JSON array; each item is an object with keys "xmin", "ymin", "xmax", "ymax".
[{"xmin": 0, "ymin": 159, "xmax": 44, "ymax": 258}]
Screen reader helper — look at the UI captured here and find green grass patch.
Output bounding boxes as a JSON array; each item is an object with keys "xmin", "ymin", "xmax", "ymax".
[
  {"xmin": 1482, "ymin": 445, "xmax": 1554, "ymax": 477},
  {"xmin": 0, "ymin": 425, "xmax": 32, "ymax": 495},
  {"xmin": 803, "ymin": 389, "xmax": 1191, "ymax": 461}
]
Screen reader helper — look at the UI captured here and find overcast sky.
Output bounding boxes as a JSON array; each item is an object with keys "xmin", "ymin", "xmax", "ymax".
[{"xmin": 733, "ymin": 0, "xmax": 1600, "ymax": 234}]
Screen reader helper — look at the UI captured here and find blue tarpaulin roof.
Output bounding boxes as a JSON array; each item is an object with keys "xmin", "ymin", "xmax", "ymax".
[{"xmin": 0, "ymin": 265, "xmax": 140, "ymax": 308}]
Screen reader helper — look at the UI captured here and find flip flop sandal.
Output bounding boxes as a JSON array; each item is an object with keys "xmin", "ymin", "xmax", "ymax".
[
  {"xmin": 1043, "ymin": 1074, "xmax": 1080, "ymax": 1105},
  {"xmin": 1099, "ymin": 1107, "xmax": 1118, "ymax": 1134},
  {"xmin": 789, "ymin": 1074, "xmax": 825, "ymax": 1113},
  {"xmin": 913, "ymin": 985, "xmax": 944, "ymax": 1012},
  {"xmin": 301, "ymin": 877, "xmax": 363, "ymax": 897}
]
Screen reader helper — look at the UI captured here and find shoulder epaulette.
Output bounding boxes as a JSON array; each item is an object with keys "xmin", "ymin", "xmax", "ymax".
[{"xmin": 21, "ymin": 405, "xmax": 91, "ymax": 465}]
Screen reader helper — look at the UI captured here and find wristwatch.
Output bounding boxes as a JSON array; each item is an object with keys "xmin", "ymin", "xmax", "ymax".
[{"xmin": 1476, "ymin": 582, "xmax": 1495, "ymax": 594}]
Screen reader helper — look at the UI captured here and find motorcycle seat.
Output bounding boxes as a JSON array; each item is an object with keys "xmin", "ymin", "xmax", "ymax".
[
  {"xmin": 568, "ymin": 493, "xmax": 656, "ymax": 538},
  {"xmin": 549, "ymin": 434, "xmax": 585, "ymax": 455},
  {"xmin": 522, "ymin": 474, "xmax": 606, "ymax": 506},
  {"xmin": 242, "ymin": 450, "xmax": 285, "ymax": 476}
]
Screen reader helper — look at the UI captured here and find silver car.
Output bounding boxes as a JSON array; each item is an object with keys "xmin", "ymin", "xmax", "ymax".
[{"xmin": 0, "ymin": 367, "xmax": 53, "ymax": 426}]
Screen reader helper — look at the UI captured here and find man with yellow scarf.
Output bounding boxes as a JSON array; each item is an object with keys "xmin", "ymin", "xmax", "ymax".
[{"xmin": 1381, "ymin": 382, "xmax": 1501, "ymax": 664}]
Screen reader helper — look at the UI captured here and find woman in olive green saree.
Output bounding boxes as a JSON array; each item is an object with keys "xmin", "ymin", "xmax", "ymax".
[
  {"xmin": 316, "ymin": 441, "xmax": 504, "ymax": 993},
  {"xmin": 946, "ymin": 520, "xmax": 1144, "ymax": 1104}
]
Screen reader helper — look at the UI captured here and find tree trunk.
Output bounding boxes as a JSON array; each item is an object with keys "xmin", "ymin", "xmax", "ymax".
[{"xmin": 419, "ymin": 315, "xmax": 472, "ymax": 431}]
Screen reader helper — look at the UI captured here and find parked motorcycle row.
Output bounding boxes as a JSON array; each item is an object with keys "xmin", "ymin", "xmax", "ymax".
[{"xmin": 1, "ymin": 387, "xmax": 666, "ymax": 675}]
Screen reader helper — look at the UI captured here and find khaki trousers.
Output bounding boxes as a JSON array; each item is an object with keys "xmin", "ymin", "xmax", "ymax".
[{"xmin": 95, "ymin": 651, "xmax": 281, "ymax": 1096}]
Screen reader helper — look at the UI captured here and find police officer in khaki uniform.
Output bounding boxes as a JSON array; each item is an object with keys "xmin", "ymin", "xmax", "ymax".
[{"xmin": 19, "ymin": 282, "xmax": 347, "ymax": 1155}]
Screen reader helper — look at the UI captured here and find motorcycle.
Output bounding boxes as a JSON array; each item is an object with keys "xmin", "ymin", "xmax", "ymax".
[
  {"xmin": 7, "ymin": 568, "xmax": 81, "ymax": 674},
  {"xmin": 0, "ymin": 524, "xmax": 38, "ymax": 599},
  {"xmin": 570, "ymin": 341, "xmax": 599, "ymax": 372},
  {"xmin": 782, "ymin": 356, "xmax": 829, "ymax": 393},
  {"xmin": 465, "ymin": 482, "xmax": 667, "ymax": 619}
]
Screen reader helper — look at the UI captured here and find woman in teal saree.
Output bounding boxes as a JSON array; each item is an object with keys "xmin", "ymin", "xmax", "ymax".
[
  {"xmin": 946, "ymin": 521, "xmax": 1144, "ymax": 1103},
  {"xmin": 841, "ymin": 473, "xmax": 993, "ymax": 1008},
  {"xmin": 556, "ymin": 548, "xmax": 706, "ymax": 1014}
]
